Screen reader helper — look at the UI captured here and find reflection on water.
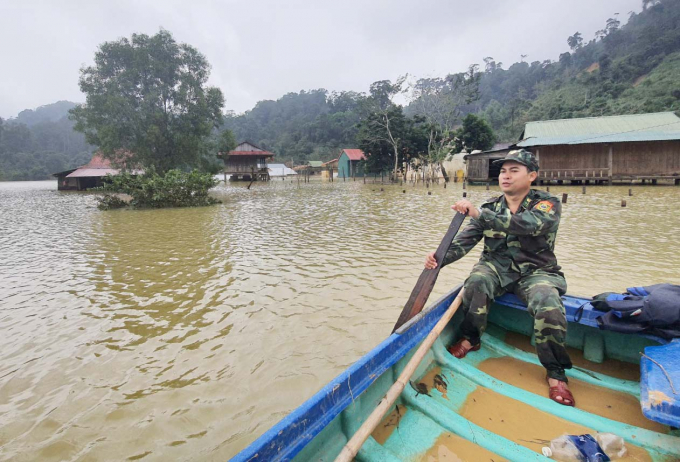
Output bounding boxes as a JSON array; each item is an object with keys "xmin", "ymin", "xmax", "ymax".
[{"xmin": 0, "ymin": 179, "xmax": 679, "ymax": 460}]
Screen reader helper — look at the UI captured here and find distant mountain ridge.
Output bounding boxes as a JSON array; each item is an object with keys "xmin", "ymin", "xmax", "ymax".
[
  {"xmin": 10, "ymin": 100, "xmax": 79, "ymax": 127},
  {"xmin": 1, "ymin": 101, "xmax": 92, "ymax": 181},
  {"xmin": 3, "ymin": 0, "xmax": 680, "ymax": 178}
]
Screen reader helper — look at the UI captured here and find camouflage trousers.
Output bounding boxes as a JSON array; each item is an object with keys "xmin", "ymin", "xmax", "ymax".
[{"xmin": 461, "ymin": 263, "xmax": 573, "ymax": 382}]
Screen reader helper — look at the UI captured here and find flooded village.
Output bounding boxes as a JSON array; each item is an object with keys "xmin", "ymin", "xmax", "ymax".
[{"xmin": 2, "ymin": 1, "xmax": 680, "ymax": 461}]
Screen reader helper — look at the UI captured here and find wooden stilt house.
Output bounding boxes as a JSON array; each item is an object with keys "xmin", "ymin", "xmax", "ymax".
[
  {"xmin": 517, "ymin": 112, "xmax": 680, "ymax": 185},
  {"xmin": 219, "ymin": 141, "xmax": 274, "ymax": 181}
]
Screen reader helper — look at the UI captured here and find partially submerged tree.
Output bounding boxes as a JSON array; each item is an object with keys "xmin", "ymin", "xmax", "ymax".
[
  {"xmin": 358, "ymin": 76, "xmax": 408, "ymax": 180},
  {"xmin": 408, "ymin": 65, "xmax": 481, "ymax": 181},
  {"xmin": 70, "ymin": 29, "xmax": 224, "ymax": 172}
]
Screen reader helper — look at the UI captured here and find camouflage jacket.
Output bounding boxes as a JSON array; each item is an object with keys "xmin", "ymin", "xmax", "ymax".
[{"xmin": 441, "ymin": 189, "xmax": 563, "ymax": 287}]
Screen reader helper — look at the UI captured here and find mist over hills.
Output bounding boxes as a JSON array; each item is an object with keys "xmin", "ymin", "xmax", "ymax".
[{"xmin": 2, "ymin": 0, "xmax": 679, "ymax": 179}]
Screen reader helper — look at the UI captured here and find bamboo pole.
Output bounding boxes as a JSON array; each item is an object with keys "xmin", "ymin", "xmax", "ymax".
[{"xmin": 334, "ymin": 290, "xmax": 464, "ymax": 462}]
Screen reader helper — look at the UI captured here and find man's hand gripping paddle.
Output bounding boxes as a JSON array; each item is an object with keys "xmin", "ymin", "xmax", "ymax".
[{"xmin": 392, "ymin": 212, "xmax": 467, "ymax": 333}]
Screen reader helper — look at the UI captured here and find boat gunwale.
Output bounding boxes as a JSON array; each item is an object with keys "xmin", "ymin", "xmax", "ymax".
[
  {"xmin": 230, "ymin": 287, "xmax": 462, "ymax": 461},
  {"xmin": 232, "ymin": 286, "xmax": 676, "ymax": 461}
]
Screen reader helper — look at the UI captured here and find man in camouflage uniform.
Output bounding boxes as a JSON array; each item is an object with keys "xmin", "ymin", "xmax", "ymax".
[{"xmin": 424, "ymin": 149, "xmax": 575, "ymax": 406}]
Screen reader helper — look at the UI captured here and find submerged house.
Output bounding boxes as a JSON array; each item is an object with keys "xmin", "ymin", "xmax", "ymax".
[
  {"xmin": 518, "ymin": 112, "xmax": 680, "ymax": 185},
  {"xmin": 464, "ymin": 143, "xmax": 513, "ymax": 183},
  {"xmin": 321, "ymin": 158, "xmax": 339, "ymax": 179},
  {"xmin": 268, "ymin": 163, "xmax": 297, "ymax": 177},
  {"xmin": 337, "ymin": 149, "xmax": 366, "ymax": 178},
  {"xmin": 219, "ymin": 141, "xmax": 274, "ymax": 181},
  {"xmin": 53, "ymin": 152, "xmax": 141, "ymax": 191}
]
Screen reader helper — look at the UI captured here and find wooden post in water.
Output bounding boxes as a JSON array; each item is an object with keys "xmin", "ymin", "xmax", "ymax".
[
  {"xmin": 463, "ymin": 192, "xmax": 467, "ymax": 198},
  {"xmin": 629, "ymin": 188, "xmax": 632, "ymax": 196},
  {"xmin": 622, "ymin": 200, "xmax": 627, "ymax": 207},
  {"xmin": 428, "ymin": 191, "xmax": 432, "ymax": 195},
  {"xmin": 547, "ymin": 186, "xmax": 550, "ymax": 192},
  {"xmin": 562, "ymin": 193, "xmax": 568, "ymax": 204},
  {"xmin": 582, "ymin": 185, "xmax": 586, "ymax": 194},
  {"xmin": 486, "ymin": 183, "xmax": 489, "ymax": 191},
  {"xmin": 463, "ymin": 180, "xmax": 466, "ymax": 190}
]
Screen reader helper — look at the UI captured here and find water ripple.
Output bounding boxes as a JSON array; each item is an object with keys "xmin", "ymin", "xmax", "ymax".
[{"xmin": 0, "ymin": 179, "xmax": 679, "ymax": 460}]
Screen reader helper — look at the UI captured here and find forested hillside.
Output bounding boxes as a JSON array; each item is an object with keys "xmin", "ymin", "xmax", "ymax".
[
  {"xmin": 0, "ymin": 102, "xmax": 93, "ymax": 180},
  {"xmin": 222, "ymin": 0, "xmax": 680, "ymax": 163},
  {"xmin": 2, "ymin": 0, "xmax": 679, "ymax": 179}
]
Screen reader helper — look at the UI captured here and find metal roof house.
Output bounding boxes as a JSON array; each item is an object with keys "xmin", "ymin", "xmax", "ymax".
[
  {"xmin": 268, "ymin": 163, "xmax": 297, "ymax": 177},
  {"xmin": 337, "ymin": 149, "xmax": 366, "ymax": 178},
  {"xmin": 517, "ymin": 112, "xmax": 680, "ymax": 185},
  {"xmin": 219, "ymin": 141, "xmax": 274, "ymax": 181},
  {"xmin": 463, "ymin": 143, "xmax": 513, "ymax": 183},
  {"xmin": 321, "ymin": 158, "xmax": 339, "ymax": 180},
  {"xmin": 52, "ymin": 152, "xmax": 142, "ymax": 191}
]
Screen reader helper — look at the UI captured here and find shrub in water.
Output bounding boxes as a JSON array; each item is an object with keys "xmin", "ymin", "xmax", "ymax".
[
  {"xmin": 97, "ymin": 194, "xmax": 129, "ymax": 210},
  {"xmin": 97, "ymin": 169, "xmax": 220, "ymax": 209}
]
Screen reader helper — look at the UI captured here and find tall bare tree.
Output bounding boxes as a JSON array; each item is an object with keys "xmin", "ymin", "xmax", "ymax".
[
  {"xmin": 360, "ymin": 76, "xmax": 408, "ymax": 180},
  {"xmin": 407, "ymin": 65, "xmax": 481, "ymax": 181}
]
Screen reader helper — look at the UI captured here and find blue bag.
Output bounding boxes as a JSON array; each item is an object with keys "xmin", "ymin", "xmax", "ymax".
[{"xmin": 566, "ymin": 434, "xmax": 611, "ymax": 462}]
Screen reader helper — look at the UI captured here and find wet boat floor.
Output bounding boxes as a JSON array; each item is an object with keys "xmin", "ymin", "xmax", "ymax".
[{"xmin": 370, "ymin": 333, "xmax": 669, "ymax": 462}]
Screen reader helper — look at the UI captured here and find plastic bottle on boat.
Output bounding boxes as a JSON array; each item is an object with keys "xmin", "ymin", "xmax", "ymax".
[{"xmin": 542, "ymin": 433, "xmax": 627, "ymax": 461}]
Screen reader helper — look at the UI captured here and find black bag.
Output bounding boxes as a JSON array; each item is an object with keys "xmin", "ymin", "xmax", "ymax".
[{"xmin": 595, "ymin": 284, "xmax": 680, "ymax": 340}]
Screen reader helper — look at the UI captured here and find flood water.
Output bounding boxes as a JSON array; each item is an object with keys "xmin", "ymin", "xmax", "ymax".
[{"xmin": 1, "ymin": 178, "xmax": 679, "ymax": 461}]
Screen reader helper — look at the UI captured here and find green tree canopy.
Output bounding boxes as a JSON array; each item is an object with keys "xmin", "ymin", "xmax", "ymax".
[
  {"xmin": 70, "ymin": 29, "xmax": 224, "ymax": 172},
  {"xmin": 454, "ymin": 114, "xmax": 496, "ymax": 152}
]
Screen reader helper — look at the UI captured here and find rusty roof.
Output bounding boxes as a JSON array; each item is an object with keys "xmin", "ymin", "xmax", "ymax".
[
  {"xmin": 342, "ymin": 149, "xmax": 366, "ymax": 161},
  {"xmin": 226, "ymin": 151, "xmax": 275, "ymax": 157}
]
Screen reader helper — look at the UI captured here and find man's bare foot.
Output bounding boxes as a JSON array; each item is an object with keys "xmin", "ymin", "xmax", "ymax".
[{"xmin": 547, "ymin": 377, "xmax": 575, "ymax": 406}]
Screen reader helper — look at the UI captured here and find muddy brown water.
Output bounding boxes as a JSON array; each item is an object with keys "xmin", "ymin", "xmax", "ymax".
[{"xmin": 1, "ymin": 179, "xmax": 679, "ymax": 460}]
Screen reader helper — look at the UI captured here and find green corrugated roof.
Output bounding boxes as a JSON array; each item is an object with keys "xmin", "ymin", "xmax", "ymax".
[
  {"xmin": 308, "ymin": 161, "xmax": 324, "ymax": 167},
  {"xmin": 517, "ymin": 112, "xmax": 680, "ymax": 147}
]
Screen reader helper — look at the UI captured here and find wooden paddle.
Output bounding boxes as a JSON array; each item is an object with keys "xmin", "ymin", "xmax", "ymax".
[
  {"xmin": 334, "ymin": 289, "xmax": 465, "ymax": 462},
  {"xmin": 392, "ymin": 212, "xmax": 467, "ymax": 332}
]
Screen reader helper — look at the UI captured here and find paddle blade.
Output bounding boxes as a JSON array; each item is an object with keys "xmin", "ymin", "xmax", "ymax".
[{"xmin": 392, "ymin": 212, "xmax": 466, "ymax": 333}]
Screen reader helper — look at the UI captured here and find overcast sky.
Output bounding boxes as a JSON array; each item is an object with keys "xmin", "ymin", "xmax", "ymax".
[{"xmin": 0, "ymin": 0, "xmax": 642, "ymax": 119}]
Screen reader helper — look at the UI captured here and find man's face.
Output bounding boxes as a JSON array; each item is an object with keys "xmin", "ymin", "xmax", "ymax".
[{"xmin": 498, "ymin": 161, "xmax": 537, "ymax": 194}]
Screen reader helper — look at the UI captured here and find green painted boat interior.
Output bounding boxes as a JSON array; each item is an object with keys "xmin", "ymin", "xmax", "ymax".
[{"xmin": 294, "ymin": 300, "xmax": 680, "ymax": 462}]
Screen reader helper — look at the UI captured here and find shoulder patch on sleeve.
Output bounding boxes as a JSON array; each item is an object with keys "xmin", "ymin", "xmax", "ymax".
[{"xmin": 534, "ymin": 200, "xmax": 553, "ymax": 213}]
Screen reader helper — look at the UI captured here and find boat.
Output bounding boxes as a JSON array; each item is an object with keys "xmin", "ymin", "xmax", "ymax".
[{"xmin": 232, "ymin": 285, "xmax": 680, "ymax": 461}]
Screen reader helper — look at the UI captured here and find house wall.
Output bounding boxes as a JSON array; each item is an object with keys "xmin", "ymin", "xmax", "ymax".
[
  {"xmin": 338, "ymin": 153, "xmax": 350, "ymax": 178},
  {"xmin": 612, "ymin": 140, "xmax": 680, "ymax": 175},
  {"xmin": 56, "ymin": 176, "xmax": 78, "ymax": 191},
  {"xmin": 538, "ymin": 144, "xmax": 609, "ymax": 172},
  {"xmin": 537, "ymin": 141, "xmax": 680, "ymax": 177},
  {"xmin": 224, "ymin": 157, "xmax": 260, "ymax": 173},
  {"xmin": 467, "ymin": 158, "xmax": 489, "ymax": 181}
]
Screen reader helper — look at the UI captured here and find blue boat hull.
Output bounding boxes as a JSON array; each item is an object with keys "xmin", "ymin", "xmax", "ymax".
[{"xmin": 232, "ymin": 286, "xmax": 680, "ymax": 461}]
